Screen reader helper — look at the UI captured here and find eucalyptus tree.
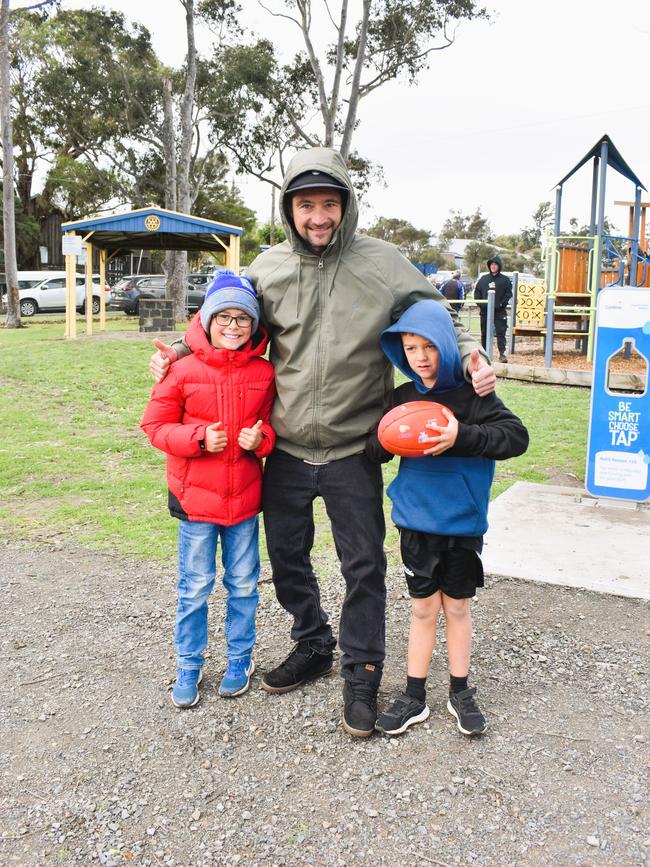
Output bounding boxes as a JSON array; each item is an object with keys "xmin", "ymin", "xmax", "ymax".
[{"xmin": 203, "ymin": 0, "xmax": 487, "ymax": 192}]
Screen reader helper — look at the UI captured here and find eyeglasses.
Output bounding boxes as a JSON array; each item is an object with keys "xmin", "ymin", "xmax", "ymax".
[{"xmin": 214, "ymin": 313, "xmax": 253, "ymax": 327}]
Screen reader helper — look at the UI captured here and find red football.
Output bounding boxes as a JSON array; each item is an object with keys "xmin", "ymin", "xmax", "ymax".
[{"xmin": 378, "ymin": 400, "xmax": 453, "ymax": 457}]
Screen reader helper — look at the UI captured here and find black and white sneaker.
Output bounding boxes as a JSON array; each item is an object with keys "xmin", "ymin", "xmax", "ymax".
[
  {"xmin": 375, "ymin": 693, "xmax": 430, "ymax": 736},
  {"xmin": 447, "ymin": 686, "xmax": 487, "ymax": 736}
]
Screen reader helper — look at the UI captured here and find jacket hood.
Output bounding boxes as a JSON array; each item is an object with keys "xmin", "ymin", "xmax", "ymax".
[
  {"xmin": 280, "ymin": 147, "xmax": 358, "ymax": 256},
  {"xmin": 487, "ymin": 255, "xmax": 502, "ymax": 272},
  {"xmin": 184, "ymin": 310, "xmax": 269, "ymax": 365},
  {"xmin": 380, "ymin": 300, "xmax": 465, "ymax": 394}
]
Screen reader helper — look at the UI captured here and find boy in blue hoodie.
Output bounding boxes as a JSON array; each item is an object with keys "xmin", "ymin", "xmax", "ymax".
[{"xmin": 366, "ymin": 300, "xmax": 528, "ymax": 737}]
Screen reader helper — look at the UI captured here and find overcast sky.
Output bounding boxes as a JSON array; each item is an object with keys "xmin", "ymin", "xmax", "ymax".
[{"xmin": 55, "ymin": 0, "xmax": 650, "ymax": 237}]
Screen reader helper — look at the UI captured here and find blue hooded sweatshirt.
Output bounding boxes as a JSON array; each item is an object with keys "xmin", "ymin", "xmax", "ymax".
[{"xmin": 380, "ymin": 300, "xmax": 498, "ymax": 537}]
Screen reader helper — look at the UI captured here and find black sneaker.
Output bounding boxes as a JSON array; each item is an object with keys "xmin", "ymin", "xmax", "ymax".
[
  {"xmin": 261, "ymin": 643, "xmax": 334, "ymax": 694},
  {"xmin": 447, "ymin": 686, "xmax": 487, "ymax": 736},
  {"xmin": 375, "ymin": 693, "xmax": 430, "ymax": 736},
  {"xmin": 498, "ymin": 353, "xmax": 508, "ymax": 363},
  {"xmin": 342, "ymin": 664, "xmax": 380, "ymax": 738}
]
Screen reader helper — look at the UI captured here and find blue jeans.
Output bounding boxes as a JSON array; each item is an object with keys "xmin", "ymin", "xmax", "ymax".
[{"xmin": 175, "ymin": 516, "xmax": 260, "ymax": 670}]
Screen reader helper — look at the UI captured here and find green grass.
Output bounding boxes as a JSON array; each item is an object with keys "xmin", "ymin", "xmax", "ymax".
[{"xmin": 0, "ymin": 319, "xmax": 589, "ymax": 565}]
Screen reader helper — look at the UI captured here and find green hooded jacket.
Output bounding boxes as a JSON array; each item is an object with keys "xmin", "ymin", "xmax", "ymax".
[{"xmin": 244, "ymin": 147, "xmax": 486, "ymax": 462}]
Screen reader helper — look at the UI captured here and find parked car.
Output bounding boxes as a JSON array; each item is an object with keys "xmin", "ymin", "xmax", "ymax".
[
  {"xmin": 108, "ymin": 275, "xmax": 207, "ymax": 316},
  {"xmin": 1, "ymin": 270, "xmax": 106, "ymax": 317},
  {"xmin": 187, "ymin": 272, "xmax": 215, "ymax": 288}
]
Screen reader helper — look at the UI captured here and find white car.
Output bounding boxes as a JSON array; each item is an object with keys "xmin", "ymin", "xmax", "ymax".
[{"xmin": 2, "ymin": 271, "xmax": 107, "ymax": 317}]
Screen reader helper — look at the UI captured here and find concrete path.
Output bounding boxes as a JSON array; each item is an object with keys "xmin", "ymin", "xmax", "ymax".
[{"xmin": 483, "ymin": 482, "xmax": 650, "ymax": 600}]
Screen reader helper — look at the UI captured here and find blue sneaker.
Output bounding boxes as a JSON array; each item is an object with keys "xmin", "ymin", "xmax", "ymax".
[
  {"xmin": 218, "ymin": 656, "xmax": 255, "ymax": 697},
  {"xmin": 171, "ymin": 668, "xmax": 203, "ymax": 708}
]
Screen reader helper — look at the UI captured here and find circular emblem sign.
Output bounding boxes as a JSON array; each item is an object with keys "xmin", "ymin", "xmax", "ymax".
[{"xmin": 144, "ymin": 214, "xmax": 161, "ymax": 232}]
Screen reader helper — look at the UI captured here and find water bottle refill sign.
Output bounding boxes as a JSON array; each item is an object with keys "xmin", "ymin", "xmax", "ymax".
[{"xmin": 586, "ymin": 287, "xmax": 650, "ymax": 501}]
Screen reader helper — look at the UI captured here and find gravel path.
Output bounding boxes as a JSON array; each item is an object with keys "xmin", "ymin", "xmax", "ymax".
[{"xmin": 1, "ymin": 541, "xmax": 648, "ymax": 866}]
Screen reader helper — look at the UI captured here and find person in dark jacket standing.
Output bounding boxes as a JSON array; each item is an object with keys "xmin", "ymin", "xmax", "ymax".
[
  {"xmin": 473, "ymin": 255, "xmax": 512, "ymax": 363},
  {"xmin": 440, "ymin": 270, "xmax": 464, "ymax": 306},
  {"xmin": 149, "ymin": 148, "xmax": 499, "ymax": 738},
  {"xmin": 366, "ymin": 300, "xmax": 528, "ymax": 737},
  {"xmin": 142, "ymin": 273, "xmax": 276, "ymax": 709}
]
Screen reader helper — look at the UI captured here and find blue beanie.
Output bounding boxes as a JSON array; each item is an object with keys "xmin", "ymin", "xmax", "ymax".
[{"xmin": 200, "ymin": 269, "xmax": 260, "ymax": 333}]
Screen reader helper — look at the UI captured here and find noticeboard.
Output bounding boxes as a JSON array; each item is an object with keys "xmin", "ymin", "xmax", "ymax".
[
  {"xmin": 62, "ymin": 234, "xmax": 83, "ymax": 257},
  {"xmin": 586, "ymin": 287, "xmax": 650, "ymax": 501}
]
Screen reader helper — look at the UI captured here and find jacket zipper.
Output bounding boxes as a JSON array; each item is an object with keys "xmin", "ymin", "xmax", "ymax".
[
  {"xmin": 224, "ymin": 379, "xmax": 233, "ymax": 525},
  {"xmin": 311, "ymin": 257, "xmax": 325, "ymax": 456}
]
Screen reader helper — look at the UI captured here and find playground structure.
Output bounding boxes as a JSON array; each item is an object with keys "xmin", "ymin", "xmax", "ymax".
[{"xmin": 511, "ymin": 135, "xmax": 649, "ymax": 365}]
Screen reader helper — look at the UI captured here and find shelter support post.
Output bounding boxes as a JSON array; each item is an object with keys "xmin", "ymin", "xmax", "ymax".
[
  {"xmin": 228, "ymin": 233, "xmax": 240, "ymax": 274},
  {"xmin": 99, "ymin": 249, "xmax": 107, "ymax": 331},
  {"xmin": 210, "ymin": 233, "xmax": 240, "ymax": 274},
  {"xmin": 85, "ymin": 241, "xmax": 93, "ymax": 336}
]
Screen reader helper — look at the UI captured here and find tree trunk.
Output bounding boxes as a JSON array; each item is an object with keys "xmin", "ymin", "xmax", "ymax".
[
  {"xmin": 1, "ymin": 0, "xmax": 20, "ymax": 328},
  {"xmin": 162, "ymin": 73, "xmax": 180, "ymax": 316},
  {"xmin": 340, "ymin": 0, "xmax": 371, "ymax": 160},
  {"xmin": 165, "ymin": 0, "xmax": 197, "ymax": 325}
]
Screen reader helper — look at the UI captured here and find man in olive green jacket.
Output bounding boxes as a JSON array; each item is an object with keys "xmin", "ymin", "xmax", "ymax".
[{"xmin": 150, "ymin": 146, "xmax": 495, "ymax": 737}]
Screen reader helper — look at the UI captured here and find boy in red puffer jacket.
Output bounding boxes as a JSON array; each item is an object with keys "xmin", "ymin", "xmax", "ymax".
[{"xmin": 142, "ymin": 271, "xmax": 275, "ymax": 708}]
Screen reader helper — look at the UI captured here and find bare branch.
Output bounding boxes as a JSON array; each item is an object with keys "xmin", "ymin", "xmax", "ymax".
[
  {"xmin": 357, "ymin": 36, "xmax": 454, "ymax": 99},
  {"xmin": 294, "ymin": 0, "xmax": 332, "ymax": 142},
  {"xmin": 322, "ymin": 0, "xmax": 338, "ymax": 30},
  {"xmin": 22, "ymin": 0, "xmax": 57, "ymax": 10},
  {"xmin": 283, "ymin": 102, "xmax": 319, "ymax": 147},
  {"xmin": 256, "ymin": 0, "xmax": 300, "ymax": 27}
]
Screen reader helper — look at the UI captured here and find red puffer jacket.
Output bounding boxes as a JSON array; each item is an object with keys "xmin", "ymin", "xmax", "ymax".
[{"xmin": 141, "ymin": 314, "xmax": 276, "ymax": 526}]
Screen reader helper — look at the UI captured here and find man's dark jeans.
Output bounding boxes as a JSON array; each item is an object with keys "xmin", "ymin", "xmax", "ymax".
[
  {"xmin": 479, "ymin": 310, "xmax": 508, "ymax": 354},
  {"xmin": 262, "ymin": 449, "xmax": 387, "ymax": 677}
]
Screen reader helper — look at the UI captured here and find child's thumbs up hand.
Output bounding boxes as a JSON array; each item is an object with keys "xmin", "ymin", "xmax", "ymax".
[
  {"xmin": 238, "ymin": 419, "xmax": 264, "ymax": 452},
  {"xmin": 468, "ymin": 348, "xmax": 496, "ymax": 397},
  {"xmin": 205, "ymin": 421, "xmax": 227, "ymax": 453}
]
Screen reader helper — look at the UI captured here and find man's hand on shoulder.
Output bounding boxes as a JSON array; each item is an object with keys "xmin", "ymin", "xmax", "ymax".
[
  {"xmin": 468, "ymin": 348, "xmax": 496, "ymax": 397},
  {"xmin": 150, "ymin": 338, "xmax": 178, "ymax": 382}
]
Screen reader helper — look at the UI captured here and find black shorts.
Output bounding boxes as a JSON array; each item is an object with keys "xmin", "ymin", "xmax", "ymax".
[{"xmin": 400, "ymin": 529, "xmax": 484, "ymax": 600}]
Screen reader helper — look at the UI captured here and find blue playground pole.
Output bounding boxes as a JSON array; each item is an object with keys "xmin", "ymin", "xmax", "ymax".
[
  {"xmin": 544, "ymin": 295, "xmax": 555, "ymax": 368},
  {"xmin": 486, "ymin": 289, "xmax": 495, "ymax": 361},
  {"xmin": 595, "ymin": 139, "xmax": 609, "ymax": 294},
  {"xmin": 589, "ymin": 157, "xmax": 599, "ymax": 236},
  {"xmin": 630, "ymin": 185, "xmax": 642, "ymax": 287}
]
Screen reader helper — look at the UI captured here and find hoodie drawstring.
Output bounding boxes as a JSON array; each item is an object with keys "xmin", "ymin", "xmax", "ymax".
[
  {"xmin": 328, "ymin": 247, "xmax": 343, "ymax": 297},
  {"xmin": 296, "ymin": 257, "xmax": 303, "ymax": 318}
]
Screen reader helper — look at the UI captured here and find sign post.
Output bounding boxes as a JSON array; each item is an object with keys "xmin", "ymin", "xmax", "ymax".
[
  {"xmin": 62, "ymin": 233, "xmax": 82, "ymax": 339},
  {"xmin": 586, "ymin": 287, "xmax": 650, "ymax": 501}
]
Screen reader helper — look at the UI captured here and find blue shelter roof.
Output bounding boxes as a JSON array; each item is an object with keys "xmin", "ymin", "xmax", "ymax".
[
  {"xmin": 554, "ymin": 134, "xmax": 646, "ymax": 191},
  {"xmin": 62, "ymin": 207, "xmax": 243, "ymax": 253}
]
